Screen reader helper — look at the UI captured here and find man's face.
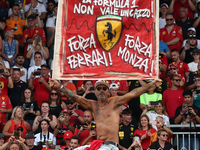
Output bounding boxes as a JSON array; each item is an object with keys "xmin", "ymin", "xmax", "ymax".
[
  {"xmin": 41, "ymin": 67, "xmax": 49, "ymax": 77},
  {"xmin": 95, "ymin": 85, "xmax": 109, "ymax": 101},
  {"xmin": 16, "ymin": 56, "xmax": 24, "ymax": 65},
  {"xmin": 26, "ymin": 138, "xmax": 35, "ymax": 146},
  {"xmin": 34, "ymin": 54, "xmax": 42, "ymax": 64},
  {"xmin": 166, "ymin": 15, "xmax": 174, "ymax": 26},
  {"xmin": 69, "ymin": 139, "xmax": 79, "ymax": 149},
  {"xmin": 12, "ymin": 71, "xmax": 21, "ymax": 82},
  {"xmin": 156, "ymin": 117, "xmax": 164, "ymax": 128},
  {"xmin": 171, "ymin": 77, "xmax": 181, "ymax": 86},
  {"xmin": 189, "ymin": 38, "xmax": 197, "ymax": 46},
  {"xmin": 158, "ymin": 131, "xmax": 168, "ymax": 142},
  {"xmin": 84, "ymin": 81, "xmax": 93, "ymax": 89},
  {"xmin": 161, "ymin": 6, "xmax": 168, "ymax": 15},
  {"xmin": 41, "ymin": 103, "xmax": 50, "ymax": 113},
  {"xmin": 122, "ymin": 113, "xmax": 132, "ymax": 122},
  {"xmin": 66, "ymin": 101, "xmax": 76, "ymax": 110},
  {"xmin": 171, "ymin": 52, "xmax": 179, "ymax": 62},
  {"xmin": 179, "ymin": 7, "xmax": 188, "ymax": 18},
  {"xmin": 184, "ymin": 95, "xmax": 192, "ymax": 104},
  {"xmin": 195, "ymin": 77, "xmax": 200, "ymax": 86},
  {"xmin": 63, "ymin": 112, "xmax": 70, "ymax": 121},
  {"xmin": 169, "ymin": 66, "xmax": 178, "ymax": 75},
  {"xmin": 28, "ymin": 18, "xmax": 36, "ymax": 27},
  {"xmin": 10, "ymin": 144, "xmax": 19, "ymax": 150},
  {"xmin": 0, "ymin": 137, "xmax": 4, "ymax": 146},
  {"xmin": 110, "ymin": 88, "xmax": 118, "ymax": 97},
  {"xmin": 188, "ymin": 30, "xmax": 196, "ymax": 36},
  {"xmin": 12, "ymin": 6, "xmax": 20, "ymax": 16},
  {"xmin": 193, "ymin": 52, "xmax": 199, "ymax": 60},
  {"xmin": 83, "ymin": 111, "xmax": 93, "ymax": 123}
]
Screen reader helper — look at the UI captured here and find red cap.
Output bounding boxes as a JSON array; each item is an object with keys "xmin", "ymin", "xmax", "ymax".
[
  {"xmin": 61, "ymin": 109, "xmax": 70, "ymax": 115},
  {"xmin": 63, "ymin": 131, "xmax": 73, "ymax": 140},
  {"xmin": 169, "ymin": 62, "xmax": 178, "ymax": 68},
  {"xmin": 5, "ymin": 27, "xmax": 14, "ymax": 33},
  {"xmin": 14, "ymin": 124, "xmax": 23, "ymax": 131},
  {"xmin": 42, "ymin": 147, "xmax": 50, "ymax": 150},
  {"xmin": 124, "ymin": 103, "xmax": 129, "ymax": 108}
]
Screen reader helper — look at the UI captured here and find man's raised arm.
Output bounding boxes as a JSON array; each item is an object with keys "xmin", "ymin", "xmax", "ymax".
[
  {"xmin": 114, "ymin": 79, "xmax": 161, "ymax": 107},
  {"xmin": 50, "ymin": 79, "xmax": 92, "ymax": 110}
]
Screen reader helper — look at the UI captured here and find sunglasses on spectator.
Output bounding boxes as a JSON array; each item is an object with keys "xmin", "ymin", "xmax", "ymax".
[
  {"xmin": 193, "ymin": 53, "xmax": 199, "ymax": 55},
  {"xmin": 161, "ymin": 134, "xmax": 168, "ymax": 137},
  {"xmin": 170, "ymin": 68, "xmax": 177, "ymax": 70},
  {"xmin": 195, "ymin": 79, "xmax": 200, "ymax": 82},
  {"xmin": 50, "ymin": 93, "xmax": 58, "ymax": 95},
  {"xmin": 96, "ymin": 87, "xmax": 107, "ymax": 91},
  {"xmin": 174, "ymin": 79, "xmax": 181, "ymax": 82},
  {"xmin": 166, "ymin": 18, "xmax": 173, "ymax": 21},
  {"xmin": 189, "ymin": 34, "xmax": 196, "ymax": 38},
  {"xmin": 67, "ymin": 102, "xmax": 74, "ymax": 105}
]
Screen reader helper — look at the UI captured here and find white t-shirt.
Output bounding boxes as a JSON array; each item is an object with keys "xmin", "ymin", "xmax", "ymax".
[
  {"xmin": 182, "ymin": 39, "xmax": 200, "ymax": 49},
  {"xmin": 147, "ymin": 112, "xmax": 170, "ymax": 131},
  {"xmin": 38, "ymin": 0, "xmax": 48, "ymax": 8},
  {"xmin": 3, "ymin": 61, "xmax": 10, "ymax": 69},
  {"xmin": 159, "ymin": 17, "xmax": 166, "ymax": 29},
  {"xmin": 27, "ymin": 65, "xmax": 41, "ymax": 79},
  {"xmin": 24, "ymin": 2, "xmax": 46, "ymax": 16},
  {"xmin": 13, "ymin": 66, "xmax": 28, "ymax": 83},
  {"xmin": 188, "ymin": 61, "xmax": 198, "ymax": 72},
  {"xmin": 34, "ymin": 132, "xmax": 56, "ymax": 147},
  {"xmin": 46, "ymin": 16, "xmax": 56, "ymax": 28}
]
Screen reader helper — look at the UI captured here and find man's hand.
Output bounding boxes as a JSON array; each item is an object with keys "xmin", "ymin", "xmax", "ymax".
[
  {"xmin": 49, "ymin": 79, "xmax": 61, "ymax": 89},
  {"xmin": 181, "ymin": 104, "xmax": 188, "ymax": 114},
  {"xmin": 4, "ymin": 69, "xmax": 11, "ymax": 77},
  {"xmin": 152, "ymin": 79, "xmax": 162, "ymax": 87},
  {"xmin": 184, "ymin": 42, "xmax": 190, "ymax": 51},
  {"xmin": 89, "ymin": 130, "xmax": 96, "ymax": 137},
  {"xmin": 21, "ymin": 70, "xmax": 25, "ymax": 76},
  {"xmin": 188, "ymin": 107, "xmax": 196, "ymax": 116},
  {"xmin": 15, "ymin": 137, "xmax": 24, "ymax": 144},
  {"xmin": 8, "ymin": 136, "xmax": 15, "ymax": 144},
  {"xmin": 38, "ymin": 76, "xmax": 45, "ymax": 84}
]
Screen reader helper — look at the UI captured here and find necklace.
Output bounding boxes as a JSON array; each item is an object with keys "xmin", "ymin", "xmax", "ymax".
[{"xmin": 98, "ymin": 100, "xmax": 110, "ymax": 108}]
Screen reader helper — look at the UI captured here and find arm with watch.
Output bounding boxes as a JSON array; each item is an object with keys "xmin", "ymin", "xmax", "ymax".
[{"xmin": 71, "ymin": 111, "xmax": 84, "ymax": 124}]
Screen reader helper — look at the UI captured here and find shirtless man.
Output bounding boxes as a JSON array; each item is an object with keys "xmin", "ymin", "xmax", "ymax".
[{"xmin": 50, "ymin": 79, "xmax": 161, "ymax": 150}]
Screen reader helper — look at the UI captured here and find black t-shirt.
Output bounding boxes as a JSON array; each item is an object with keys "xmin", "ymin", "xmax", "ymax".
[
  {"xmin": 154, "ymin": 79, "xmax": 168, "ymax": 94},
  {"xmin": 148, "ymin": 141, "xmax": 174, "ymax": 150},
  {"xmin": 30, "ymin": 146, "xmax": 43, "ymax": 150},
  {"xmin": 9, "ymin": 80, "xmax": 27, "ymax": 108},
  {"xmin": 186, "ymin": 71, "xmax": 199, "ymax": 87},
  {"xmin": 19, "ymin": 101, "xmax": 40, "ymax": 120},
  {"xmin": 49, "ymin": 105, "xmax": 63, "ymax": 118},
  {"xmin": 180, "ymin": 47, "xmax": 195, "ymax": 64},
  {"xmin": 119, "ymin": 122, "xmax": 137, "ymax": 148}
]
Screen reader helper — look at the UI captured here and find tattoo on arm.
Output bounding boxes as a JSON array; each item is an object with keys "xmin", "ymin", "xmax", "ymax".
[
  {"xmin": 95, "ymin": 108, "xmax": 99, "ymax": 116},
  {"xmin": 61, "ymin": 87, "xmax": 79, "ymax": 100}
]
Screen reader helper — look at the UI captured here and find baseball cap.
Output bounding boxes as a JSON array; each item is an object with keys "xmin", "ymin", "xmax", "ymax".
[
  {"xmin": 27, "ymin": 14, "xmax": 36, "ymax": 20},
  {"xmin": 25, "ymin": 132, "xmax": 36, "ymax": 139},
  {"xmin": 169, "ymin": 62, "xmax": 178, "ymax": 68},
  {"xmin": 188, "ymin": 33, "xmax": 197, "ymax": 38},
  {"xmin": 63, "ymin": 131, "xmax": 73, "ymax": 140},
  {"xmin": 193, "ymin": 48, "xmax": 200, "ymax": 53},
  {"xmin": 5, "ymin": 27, "xmax": 14, "ymax": 33},
  {"xmin": 41, "ymin": 64, "xmax": 50, "ymax": 70},
  {"xmin": 14, "ymin": 124, "xmax": 23, "ymax": 131},
  {"xmin": 95, "ymin": 80, "xmax": 109, "ymax": 88},
  {"xmin": 188, "ymin": 27, "xmax": 196, "ymax": 32},
  {"xmin": 109, "ymin": 83, "xmax": 119, "ymax": 89},
  {"xmin": 161, "ymin": 3, "xmax": 169, "ymax": 8},
  {"xmin": 61, "ymin": 109, "xmax": 70, "ymax": 115},
  {"xmin": 66, "ymin": 98, "xmax": 74, "ymax": 103}
]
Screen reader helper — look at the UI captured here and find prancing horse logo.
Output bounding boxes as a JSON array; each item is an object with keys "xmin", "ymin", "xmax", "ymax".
[{"xmin": 96, "ymin": 15, "xmax": 122, "ymax": 51}]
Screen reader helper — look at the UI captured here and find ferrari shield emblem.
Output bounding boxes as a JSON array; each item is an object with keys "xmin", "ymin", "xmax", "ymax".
[{"xmin": 96, "ymin": 15, "xmax": 122, "ymax": 51}]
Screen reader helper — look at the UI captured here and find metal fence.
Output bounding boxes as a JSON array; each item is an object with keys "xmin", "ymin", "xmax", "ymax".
[{"xmin": 166, "ymin": 124, "xmax": 200, "ymax": 150}]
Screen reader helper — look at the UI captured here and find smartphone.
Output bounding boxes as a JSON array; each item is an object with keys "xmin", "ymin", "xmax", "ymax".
[
  {"xmin": 183, "ymin": 104, "xmax": 187, "ymax": 108},
  {"xmin": 186, "ymin": 40, "xmax": 190, "ymax": 45},
  {"xmin": 90, "ymin": 127, "xmax": 94, "ymax": 131},
  {"xmin": 150, "ymin": 101, "xmax": 158, "ymax": 105},
  {"xmin": 90, "ymin": 87, "xmax": 95, "ymax": 91},
  {"xmin": 26, "ymin": 37, "xmax": 31, "ymax": 41},
  {"xmin": 60, "ymin": 113, "xmax": 64, "ymax": 117},
  {"xmin": 134, "ymin": 136, "xmax": 140, "ymax": 142},
  {"xmin": 36, "ymin": 36, "xmax": 40, "ymax": 44},
  {"xmin": 0, "ymin": 69, "xmax": 4, "ymax": 73},
  {"xmin": 33, "ymin": 8, "xmax": 38, "ymax": 13},
  {"xmin": 14, "ymin": 130, "xmax": 20, "ymax": 139},
  {"xmin": 33, "ymin": 72, "xmax": 41, "ymax": 76},
  {"xmin": 70, "ymin": 112, "xmax": 73, "ymax": 115}
]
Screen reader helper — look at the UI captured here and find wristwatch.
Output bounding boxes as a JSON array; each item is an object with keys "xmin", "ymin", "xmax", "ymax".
[{"xmin": 59, "ymin": 85, "xmax": 64, "ymax": 90}]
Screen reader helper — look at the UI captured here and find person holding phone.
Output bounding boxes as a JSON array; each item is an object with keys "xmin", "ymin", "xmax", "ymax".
[
  {"xmin": 26, "ymin": 34, "xmax": 49, "ymax": 67},
  {"xmin": 127, "ymin": 135, "xmax": 143, "ymax": 150}
]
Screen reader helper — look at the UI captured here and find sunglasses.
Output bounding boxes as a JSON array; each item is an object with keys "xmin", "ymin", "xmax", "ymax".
[
  {"xmin": 166, "ymin": 18, "xmax": 173, "ymax": 21},
  {"xmin": 161, "ymin": 134, "xmax": 168, "ymax": 137},
  {"xmin": 174, "ymin": 79, "xmax": 181, "ymax": 82},
  {"xmin": 170, "ymin": 68, "xmax": 177, "ymax": 70},
  {"xmin": 195, "ymin": 79, "xmax": 200, "ymax": 82},
  {"xmin": 67, "ymin": 102, "xmax": 74, "ymax": 105},
  {"xmin": 193, "ymin": 53, "xmax": 199, "ymax": 55},
  {"xmin": 189, "ymin": 34, "xmax": 196, "ymax": 38},
  {"xmin": 50, "ymin": 93, "xmax": 58, "ymax": 96},
  {"xmin": 96, "ymin": 86, "xmax": 107, "ymax": 91}
]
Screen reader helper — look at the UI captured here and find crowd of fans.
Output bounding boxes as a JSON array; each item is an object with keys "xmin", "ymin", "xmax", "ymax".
[{"xmin": 0, "ymin": 0, "xmax": 199, "ymax": 149}]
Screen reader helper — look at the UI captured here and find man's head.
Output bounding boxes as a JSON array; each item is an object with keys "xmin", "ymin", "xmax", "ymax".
[
  {"xmin": 188, "ymin": 33, "xmax": 197, "ymax": 47},
  {"xmin": 187, "ymin": 27, "xmax": 196, "ymax": 36},
  {"xmin": 64, "ymin": 131, "xmax": 73, "ymax": 146},
  {"xmin": 95, "ymin": 80, "xmax": 109, "ymax": 101},
  {"xmin": 83, "ymin": 80, "xmax": 93, "ymax": 89},
  {"xmin": 25, "ymin": 132, "xmax": 36, "ymax": 147},
  {"xmin": 157, "ymin": 129, "xmax": 169, "ymax": 142},
  {"xmin": 66, "ymin": 99, "xmax": 76, "ymax": 110},
  {"xmin": 83, "ymin": 110, "xmax": 93, "ymax": 124},
  {"xmin": 160, "ymin": 3, "xmax": 169, "ymax": 16},
  {"xmin": 34, "ymin": 52, "xmax": 42, "ymax": 65},
  {"xmin": 156, "ymin": 116, "xmax": 165, "ymax": 129},
  {"xmin": 109, "ymin": 83, "xmax": 119, "ymax": 97},
  {"xmin": 169, "ymin": 62, "xmax": 179, "ymax": 75},
  {"xmin": 12, "ymin": 4, "xmax": 20, "ymax": 16},
  {"xmin": 69, "ymin": 136, "xmax": 80, "ymax": 149},
  {"xmin": 12, "ymin": 68, "xmax": 21, "ymax": 82},
  {"xmin": 27, "ymin": 15, "xmax": 36, "ymax": 28},
  {"xmin": 182, "ymin": 90, "xmax": 192, "ymax": 104},
  {"xmin": 179, "ymin": 6, "xmax": 188, "ymax": 19},
  {"xmin": 165, "ymin": 13, "xmax": 174, "ymax": 26},
  {"xmin": 15, "ymin": 53, "xmax": 24, "ymax": 66},
  {"xmin": 8, "ymin": 143, "xmax": 20, "ymax": 150},
  {"xmin": 40, "ymin": 64, "xmax": 50, "ymax": 78},
  {"xmin": 170, "ymin": 74, "xmax": 181, "ymax": 87},
  {"xmin": 192, "ymin": 48, "xmax": 200, "ymax": 60},
  {"xmin": 121, "ymin": 108, "xmax": 132, "ymax": 123},
  {"xmin": 171, "ymin": 49, "xmax": 180, "ymax": 62},
  {"xmin": 60, "ymin": 109, "xmax": 71, "ymax": 122},
  {"xmin": 195, "ymin": 75, "xmax": 200, "ymax": 87}
]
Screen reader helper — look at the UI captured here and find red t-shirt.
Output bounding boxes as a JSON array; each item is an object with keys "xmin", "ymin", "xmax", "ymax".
[
  {"xmin": 21, "ymin": 27, "xmax": 46, "ymax": 59},
  {"xmin": 0, "ymin": 77, "xmax": 8, "ymax": 96},
  {"xmin": 107, "ymin": 80, "xmax": 129, "ymax": 91},
  {"xmin": 0, "ymin": 95, "xmax": 12, "ymax": 129},
  {"xmin": 159, "ymin": 54, "xmax": 168, "ymax": 79},
  {"xmin": 75, "ymin": 129, "xmax": 96, "ymax": 146},
  {"xmin": 33, "ymin": 76, "xmax": 50, "ymax": 107},
  {"xmin": 163, "ymin": 89, "xmax": 185, "ymax": 119},
  {"xmin": 134, "ymin": 128, "xmax": 156, "ymax": 149},
  {"xmin": 69, "ymin": 109, "xmax": 83, "ymax": 125},
  {"xmin": 160, "ymin": 24, "xmax": 183, "ymax": 52},
  {"xmin": 173, "ymin": 1, "xmax": 194, "ymax": 21}
]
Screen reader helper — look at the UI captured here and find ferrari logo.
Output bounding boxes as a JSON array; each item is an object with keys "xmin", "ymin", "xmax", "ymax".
[
  {"xmin": 96, "ymin": 15, "xmax": 122, "ymax": 51},
  {"xmin": 119, "ymin": 131, "xmax": 124, "ymax": 138}
]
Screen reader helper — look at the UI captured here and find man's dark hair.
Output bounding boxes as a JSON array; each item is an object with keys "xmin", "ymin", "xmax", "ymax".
[
  {"xmin": 157, "ymin": 129, "xmax": 167, "ymax": 136},
  {"xmin": 70, "ymin": 136, "xmax": 80, "ymax": 144},
  {"xmin": 180, "ymin": 5, "xmax": 188, "ymax": 11},
  {"xmin": 121, "ymin": 108, "xmax": 132, "ymax": 115},
  {"xmin": 34, "ymin": 51, "xmax": 42, "ymax": 57},
  {"xmin": 83, "ymin": 80, "xmax": 93, "ymax": 85},
  {"xmin": 195, "ymin": 75, "xmax": 200, "ymax": 79},
  {"xmin": 171, "ymin": 49, "xmax": 179, "ymax": 53},
  {"xmin": 166, "ymin": 13, "xmax": 174, "ymax": 18},
  {"xmin": 182, "ymin": 90, "xmax": 192, "ymax": 97},
  {"xmin": 12, "ymin": 3, "xmax": 19, "ymax": 9},
  {"xmin": 170, "ymin": 74, "xmax": 180, "ymax": 80}
]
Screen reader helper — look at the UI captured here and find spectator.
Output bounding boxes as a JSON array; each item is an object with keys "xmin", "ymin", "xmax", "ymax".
[
  {"xmin": 169, "ymin": 0, "xmax": 195, "ymax": 21},
  {"xmin": 18, "ymin": 88, "xmax": 40, "ymax": 126},
  {"xmin": 25, "ymin": 132, "xmax": 43, "ymax": 150},
  {"xmin": 76, "ymin": 80, "xmax": 95, "ymax": 94},
  {"xmin": 148, "ymin": 129, "xmax": 174, "ymax": 150},
  {"xmin": 180, "ymin": 33, "xmax": 198, "ymax": 63},
  {"xmin": 81, "ymin": 130, "xmax": 97, "ymax": 147},
  {"xmin": 156, "ymin": 69, "xmax": 168, "ymax": 94},
  {"xmin": 46, "ymin": 2, "xmax": 57, "ymax": 33},
  {"xmin": 127, "ymin": 135, "xmax": 143, "ymax": 150},
  {"xmin": 0, "ymin": 7, "xmax": 7, "ymax": 18},
  {"xmin": 9, "ymin": 68, "xmax": 27, "ymax": 108},
  {"xmin": 170, "ymin": 49, "xmax": 190, "ymax": 79},
  {"xmin": 108, "ymin": 80, "xmax": 129, "ymax": 95},
  {"xmin": 11, "ymin": 53, "xmax": 27, "ymax": 83},
  {"xmin": 34, "ymin": 119, "xmax": 56, "ymax": 149},
  {"xmin": 6, "ymin": 4, "xmax": 25, "ymax": 44},
  {"xmin": 46, "ymin": 0, "xmax": 56, "ymax": 19},
  {"xmin": 2, "ymin": 106, "xmax": 32, "ymax": 139},
  {"xmin": 0, "ymin": 84, "xmax": 12, "ymax": 131},
  {"xmin": 134, "ymin": 115, "xmax": 156, "ymax": 150},
  {"xmin": 187, "ymin": 48, "xmax": 200, "ymax": 72},
  {"xmin": 109, "ymin": 83, "xmax": 119, "ymax": 99},
  {"xmin": 141, "ymin": 100, "xmax": 169, "ymax": 131},
  {"xmin": 160, "ymin": 13, "xmax": 183, "ymax": 52},
  {"xmin": 60, "ymin": 130, "xmax": 74, "ymax": 150},
  {"xmin": 32, "ymin": 102, "xmax": 57, "ymax": 133},
  {"xmin": 119, "ymin": 108, "xmax": 137, "ymax": 150},
  {"xmin": 174, "ymin": 90, "xmax": 200, "ymax": 150},
  {"xmin": 187, "ymin": 64, "xmax": 200, "ymax": 90},
  {"xmin": 26, "ymin": 34, "xmax": 49, "ymax": 67},
  {"xmin": 159, "ymin": 52, "xmax": 168, "ymax": 79},
  {"xmin": 193, "ymin": 75, "xmax": 200, "ymax": 108},
  {"xmin": 163, "ymin": 74, "xmax": 185, "ymax": 123},
  {"xmin": 176, "ymin": 6, "xmax": 194, "ymax": 40},
  {"xmin": 21, "ymin": 14, "xmax": 46, "ymax": 69},
  {"xmin": 28, "ymin": 64, "xmax": 51, "ymax": 107},
  {"xmin": 2, "ymin": 27, "xmax": 19, "ymax": 67},
  {"xmin": 149, "ymin": 116, "xmax": 173, "ymax": 144},
  {"xmin": 159, "ymin": 3, "xmax": 169, "ymax": 29},
  {"xmin": 69, "ymin": 136, "xmax": 80, "ymax": 149},
  {"xmin": 54, "ymin": 109, "xmax": 75, "ymax": 145},
  {"xmin": 159, "ymin": 41, "xmax": 170, "ymax": 59},
  {"xmin": 48, "ymin": 88, "xmax": 63, "ymax": 118}
]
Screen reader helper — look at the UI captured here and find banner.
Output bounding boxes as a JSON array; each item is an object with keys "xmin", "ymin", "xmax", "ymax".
[{"xmin": 53, "ymin": 0, "xmax": 159, "ymax": 80}]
